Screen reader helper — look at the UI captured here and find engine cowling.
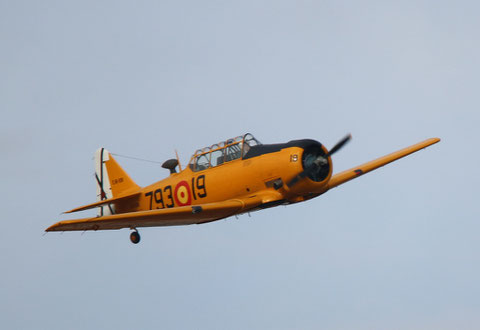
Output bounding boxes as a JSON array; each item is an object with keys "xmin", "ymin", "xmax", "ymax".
[{"xmin": 301, "ymin": 141, "xmax": 331, "ymax": 183}]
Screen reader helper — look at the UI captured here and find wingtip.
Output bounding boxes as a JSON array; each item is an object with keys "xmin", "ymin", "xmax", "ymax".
[
  {"xmin": 420, "ymin": 137, "xmax": 440, "ymax": 145},
  {"xmin": 428, "ymin": 137, "xmax": 441, "ymax": 145},
  {"xmin": 46, "ymin": 222, "xmax": 62, "ymax": 232}
]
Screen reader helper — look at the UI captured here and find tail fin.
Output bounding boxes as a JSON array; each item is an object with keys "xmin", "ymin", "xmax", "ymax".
[{"xmin": 94, "ymin": 148, "xmax": 140, "ymax": 216}]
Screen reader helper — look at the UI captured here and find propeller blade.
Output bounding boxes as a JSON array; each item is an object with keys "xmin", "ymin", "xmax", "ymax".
[
  {"xmin": 326, "ymin": 134, "xmax": 351, "ymax": 157},
  {"xmin": 287, "ymin": 159, "xmax": 322, "ymax": 187},
  {"xmin": 287, "ymin": 171, "xmax": 307, "ymax": 188}
]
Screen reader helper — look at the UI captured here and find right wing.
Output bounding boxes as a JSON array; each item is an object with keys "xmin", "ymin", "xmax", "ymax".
[
  {"xmin": 328, "ymin": 138, "xmax": 440, "ymax": 189},
  {"xmin": 46, "ymin": 196, "xmax": 265, "ymax": 232}
]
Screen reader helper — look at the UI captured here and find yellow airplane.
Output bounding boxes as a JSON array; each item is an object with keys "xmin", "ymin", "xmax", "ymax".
[{"xmin": 46, "ymin": 133, "xmax": 440, "ymax": 244}]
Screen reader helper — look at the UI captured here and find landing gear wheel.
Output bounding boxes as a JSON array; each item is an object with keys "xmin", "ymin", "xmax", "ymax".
[{"xmin": 130, "ymin": 230, "xmax": 141, "ymax": 244}]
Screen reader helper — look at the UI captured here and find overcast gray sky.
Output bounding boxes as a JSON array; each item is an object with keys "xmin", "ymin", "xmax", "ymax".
[{"xmin": 1, "ymin": 1, "xmax": 479, "ymax": 329}]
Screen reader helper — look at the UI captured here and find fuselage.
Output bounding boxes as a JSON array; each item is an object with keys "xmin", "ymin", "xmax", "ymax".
[{"xmin": 120, "ymin": 137, "xmax": 333, "ymax": 214}]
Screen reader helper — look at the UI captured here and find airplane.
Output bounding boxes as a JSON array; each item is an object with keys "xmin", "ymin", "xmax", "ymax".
[{"xmin": 46, "ymin": 133, "xmax": 440, "ymax": 244}]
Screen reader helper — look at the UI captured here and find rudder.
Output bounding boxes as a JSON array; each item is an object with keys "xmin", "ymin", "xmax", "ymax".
[{"xmin": 94, "ymin": 148, "xmax": 140, "ymax": 216}]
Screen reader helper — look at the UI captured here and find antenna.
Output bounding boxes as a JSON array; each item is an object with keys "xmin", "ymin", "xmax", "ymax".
[{"xmin": 175, "ymin": 150, "xmax": 182, "ymax": 171}]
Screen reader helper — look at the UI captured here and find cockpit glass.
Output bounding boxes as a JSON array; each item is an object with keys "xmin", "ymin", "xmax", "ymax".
[
  {"xmin": 244, "ymin": 133, "xmax": 261, "ymax": 147},
  {"xmin": 210, "ymin": 148, "xmax": 225, "ymax": 167},
  {"xmin": 195, "ymin": 153, "xmax": 211, "ymax": 171},
  {"xmin": 225, "ymin": 142, "xmax": 242, "ymax": 162},
  {"xmin": 242, "ymin": 134, "xmax": 261, "ymax": 157},
  {"xmin": 189, "ymin": 133, "xmax": 261, "ymax": 172}
]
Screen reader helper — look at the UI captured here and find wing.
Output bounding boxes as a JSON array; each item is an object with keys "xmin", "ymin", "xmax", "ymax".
[
  {"xmin": 327, "ymin": 137, "xmax": 440, "ymax": 189},
  {"xmin": 46, "ymin": 196, "xmax": 264, "ymax": 232}
]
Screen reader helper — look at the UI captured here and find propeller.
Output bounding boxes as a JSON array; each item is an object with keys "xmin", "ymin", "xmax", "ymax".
[
  {"xmin": 287, "ymin": 134, "xmax": 352, "ymax": 188},
  {"xmin": 325, "ymin": 134, "xmax": 352, "ymax": 158}
]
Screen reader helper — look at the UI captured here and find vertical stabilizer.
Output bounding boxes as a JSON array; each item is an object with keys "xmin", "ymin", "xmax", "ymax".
[{"xmin": 94, "ymin": 148, "xmax": 140, "ymax": 216}]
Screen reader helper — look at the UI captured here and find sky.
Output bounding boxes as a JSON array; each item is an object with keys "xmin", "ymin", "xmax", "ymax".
[{"xmin": 1, "ymin": 0, "xmax": 479, "ymax": 329}]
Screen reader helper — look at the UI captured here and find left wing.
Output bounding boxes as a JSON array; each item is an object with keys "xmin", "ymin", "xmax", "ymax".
[
  {"xmin": 328, "ymin": 137, "xmax": 440, "ymax": 189},
  {"xmin": 46, "ymin": 196, "xmax": 264, "ymax": 232}
]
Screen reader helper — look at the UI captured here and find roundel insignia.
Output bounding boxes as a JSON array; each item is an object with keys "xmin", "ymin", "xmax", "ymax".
[{"xmin": 174, "ymin": 181, "xmax": 192, "ymax": 206}]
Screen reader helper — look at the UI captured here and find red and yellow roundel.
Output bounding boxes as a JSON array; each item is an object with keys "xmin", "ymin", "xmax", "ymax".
[{"xmin": 174, "ymin": 181, "xmax": 192, "ymax": 206}]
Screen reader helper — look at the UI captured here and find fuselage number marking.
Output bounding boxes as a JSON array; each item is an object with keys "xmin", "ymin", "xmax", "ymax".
[{"xmin": 145, "ymin": 175, "xmax": 207, "ymax": 210}]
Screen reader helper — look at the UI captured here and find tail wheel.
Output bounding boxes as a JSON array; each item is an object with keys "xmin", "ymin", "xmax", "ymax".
[{"xmin": 130, "ymin": 230, "xmax": 141, "ymax": 244}]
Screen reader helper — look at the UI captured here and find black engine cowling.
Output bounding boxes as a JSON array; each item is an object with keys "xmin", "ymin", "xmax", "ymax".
[{"xmin": 302, "ymin": 142, "xmax": 330, "ymax": 182}]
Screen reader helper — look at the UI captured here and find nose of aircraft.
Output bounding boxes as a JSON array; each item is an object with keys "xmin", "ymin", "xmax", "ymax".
[
  {"xmin": 288, "ymin": 134, "xmax": 351, "ymax": 187},
  {"xmin": 286, "ymin": 140, "xmax": 330, "ymax": 187},
  {"xmin": 301, "ymin": 142, "xmax": 331, "ymax": 182}
]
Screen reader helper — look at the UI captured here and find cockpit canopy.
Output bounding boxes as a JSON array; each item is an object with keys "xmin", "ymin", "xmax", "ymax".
[{"xmin": 189, "ymin": 133, "xmax": 261, "ymax": 172}]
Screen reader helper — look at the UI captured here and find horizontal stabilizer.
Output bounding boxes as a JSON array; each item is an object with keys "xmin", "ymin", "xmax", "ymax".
[{"xmin": 64, "ymin": 192, "xmax": 141, "ymax": 214}]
